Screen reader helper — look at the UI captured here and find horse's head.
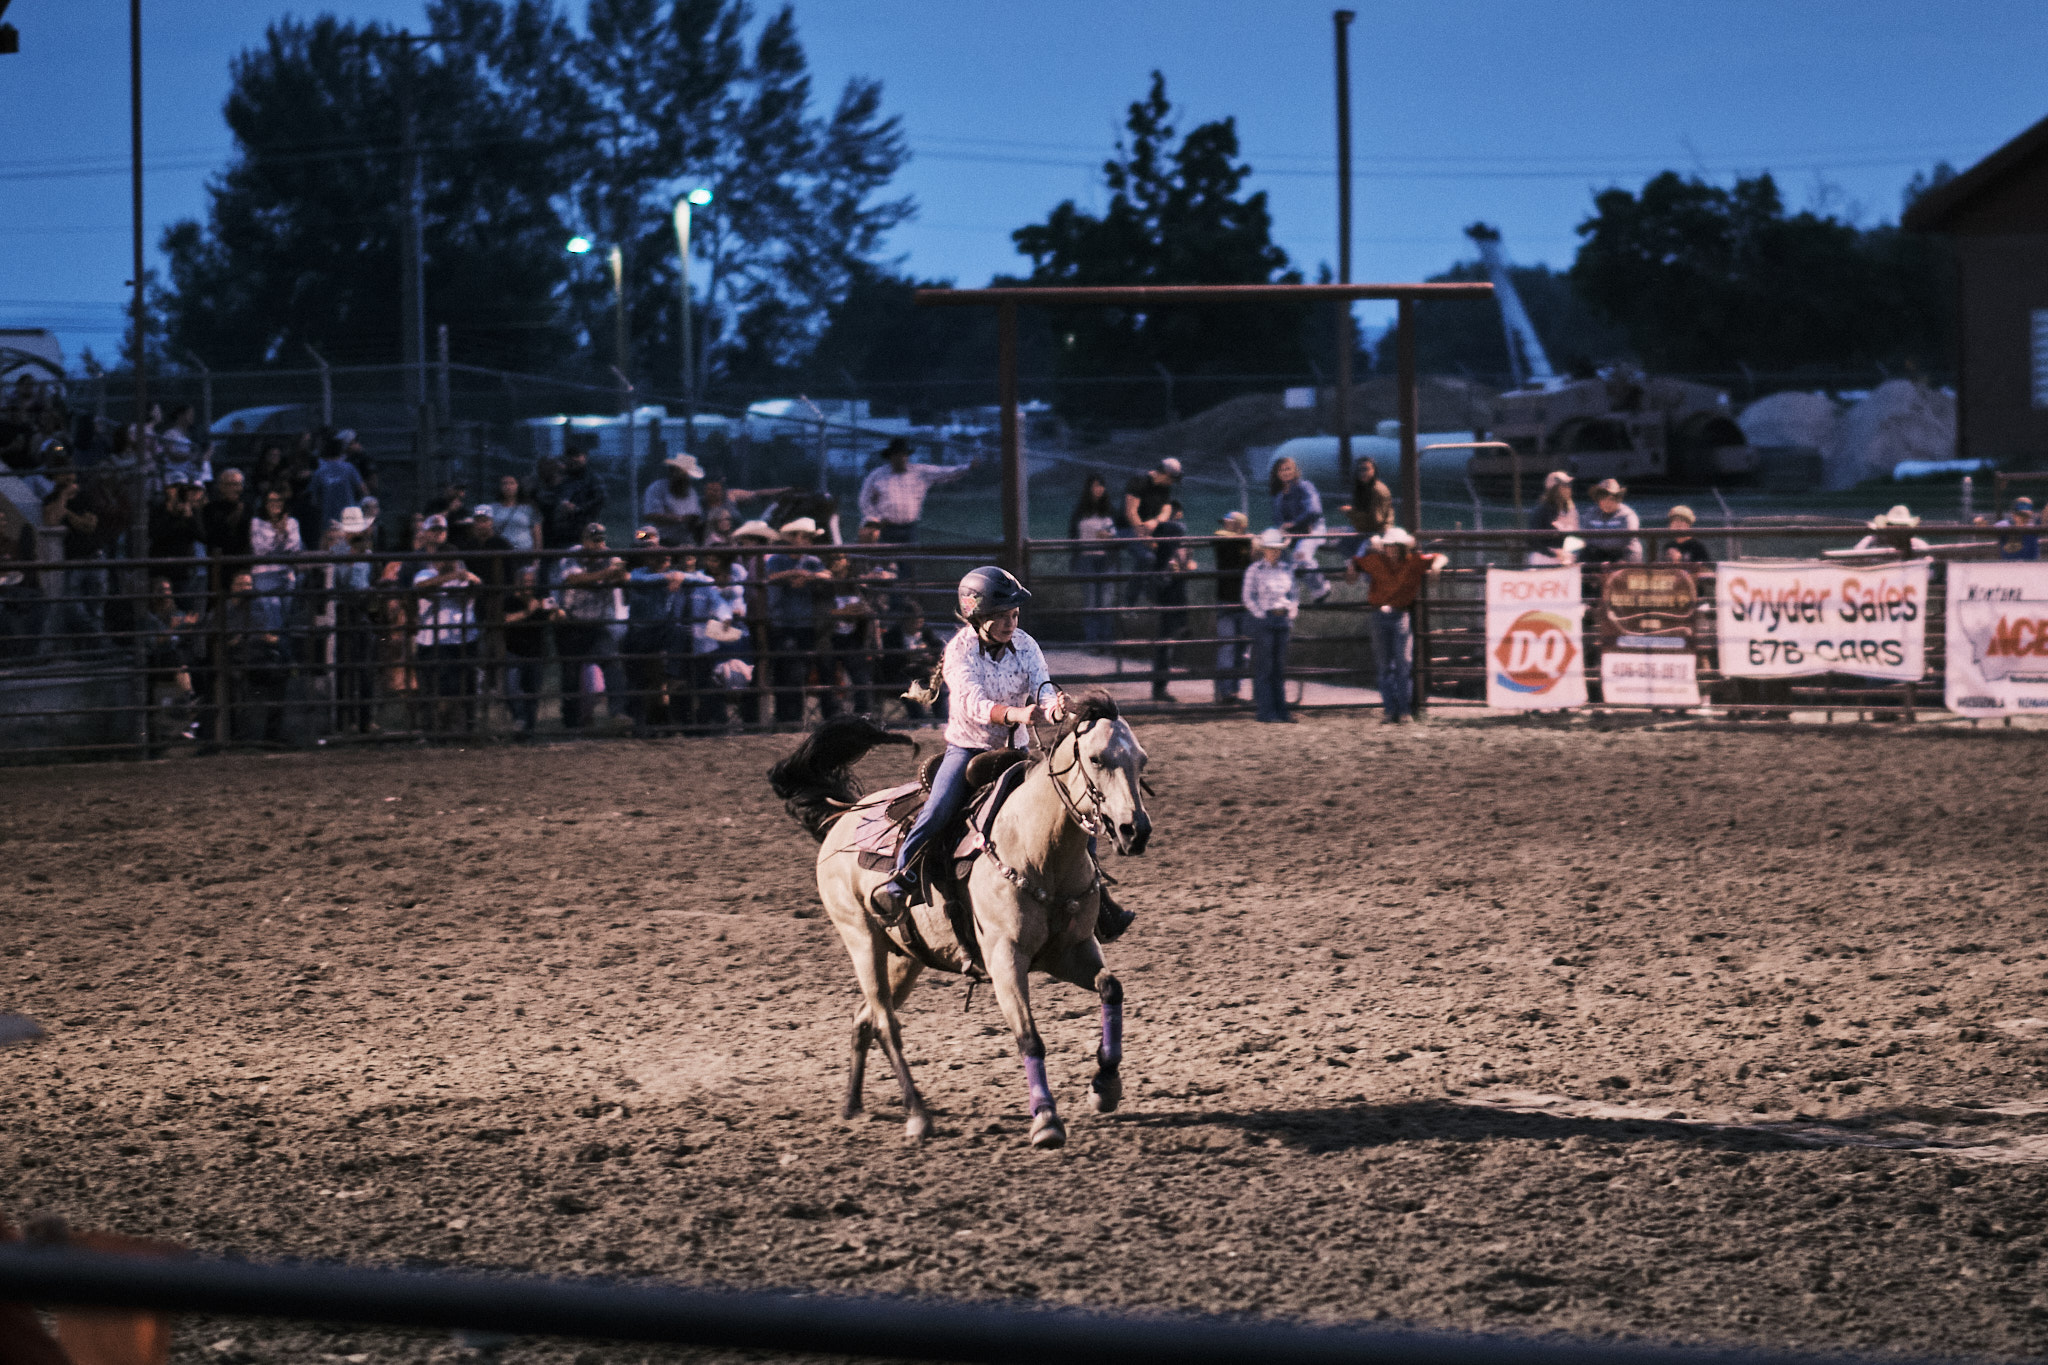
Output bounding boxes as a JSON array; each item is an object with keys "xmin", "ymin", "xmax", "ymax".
[{"xmin": 1060, "ymin": 697, "xmax": 1150, "ymax": 855}]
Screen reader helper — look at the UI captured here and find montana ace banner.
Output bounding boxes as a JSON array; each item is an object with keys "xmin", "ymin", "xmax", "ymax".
[
  {"xmin": 1946, "ymin": 561, "xmax": 2048, "ymax": 715},
  {"xmin": 1486, "ymin": 566, "xmax": 1587, "ymax": 710},
  {"xmin": 1717, "ymin": 560, "xmax": 1929, "ymax": 681}
]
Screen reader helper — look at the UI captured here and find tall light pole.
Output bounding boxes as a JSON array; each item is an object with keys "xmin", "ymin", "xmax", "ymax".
[
  {"xmin": 568, "ymin": 235, "xmax": 631, "ymax": 413},
  {"xmin": 672, "ymin": 186, "xmax": 712, "ymax": 451},
  {"xmin": 1333, "ymin": 9, "xmax": 1356, "ymax": 483}
]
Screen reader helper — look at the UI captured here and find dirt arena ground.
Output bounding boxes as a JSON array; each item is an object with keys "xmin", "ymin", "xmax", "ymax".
[{"xmin": 6, "ymin": 717, "xmax": 2048, "ymax": 1363}]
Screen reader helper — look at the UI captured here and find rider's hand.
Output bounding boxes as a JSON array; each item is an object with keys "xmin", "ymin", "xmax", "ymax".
[{"xmin": 1045, "ymin": 692, "xmax": 1069, "ymax": 723}]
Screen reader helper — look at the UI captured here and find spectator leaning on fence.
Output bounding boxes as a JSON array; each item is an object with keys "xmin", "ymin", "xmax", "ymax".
[
  {"xmin": 489, "ymin": 475, "xmax": 541, "ymax": 553},
  {"xmin": 554, "ymin": 522, "xmax": 629, "ymax": 729},
  {"xmin": 1349, "ymin": 526, "xmax": 1445, "ymax": 725},
  {"xmin": 1069, "ymin": 472, "xmax": 1119, "ymax": 645},
  {"xmin": 414, "ymin": 551, "xmax": 482, "ymax": 733},
  {"xmin": 623, "ymin": 527, "xmax": 688, "ymax": 731},
  {"xmin": 642, "ymin": 454, "xmax": 705, "ymax": 547},
  {"xmin": 857, "ymin": 437, "xmax": 972, "ymax": 546},
  {"xmin": 1120, "ymin": 457, "xmax": 1182, "ymax": 605},
  {"xmin": 1241, "ymin": 527, "xmax": 1300, "ymax": 724},
  {"xmin": 1147, "ymin": 503, "xmax": 1196, "ymax": 703},
  {"xmin": 1212, "ymin": 510, "xmax": 1254, "ymax": 704},
  {"xmin": 499, "ymin": 565, "xmax": 559, "ymax": 737},
  {"xmin": 543, "ymin": 442, "xmax": 607, "ymax": 552},
  {"xmin": 1529, "ymin": 472, "xmax": 1577, "ymax": 566},
  {"xmin": 764, "ymin": 517, "xmax": 832, "ymax": 725},
  {"xmin": 1996, "ymin": 497, "xmax": 2040, "ymax": 562},
  {"xmin": 1662, "ymin": 506, "xmax": 1712, "ymax": 564},
  {"xmin": 1577, "ymin": 479, "xmax": 1642, "ymax": 565}
]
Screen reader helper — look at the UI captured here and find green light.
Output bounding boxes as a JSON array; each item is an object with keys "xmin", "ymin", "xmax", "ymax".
[
  {"xmin": 686, "ymin": 187, "xmax": 713, "ymax": 206},
  {"xmin": 565, "ymin": 236, "xmax": 593, "ymax": 255}
]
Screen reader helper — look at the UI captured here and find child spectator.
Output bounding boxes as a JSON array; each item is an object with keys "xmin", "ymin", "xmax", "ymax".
[
  {"xmin": 1241, "ymin": 527, "xmax": 1300, "ymax": 723},
  {"xmin": 1662, "ymin": 506, "xmax": 1712, "ymax": 564},
  {"xmin": 1212, "ymin": 511, "xmax": 1254, "ymax": 704}
]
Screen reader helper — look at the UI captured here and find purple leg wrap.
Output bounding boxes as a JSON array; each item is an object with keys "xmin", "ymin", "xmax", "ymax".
[
  {"xmin": 1100, "ymin": 999, "xmax": 1123, "ymax": 1066},
  {"xmin": 1023, "ymin": 1054, "xmax": 1054, "ymax": 1116}
]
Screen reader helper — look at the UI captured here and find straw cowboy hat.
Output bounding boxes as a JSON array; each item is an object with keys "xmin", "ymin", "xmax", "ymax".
[
  {"xmin": 1372, "ymin": 527, "xmax": 1416, "ymax": 550},
  {"xmin": 1256, "ymin": 528, "xmax": 1287, "ymax": 549},
  {"xmin": 663, "ymin": 454, "xmax": 705, "ymax": 480},
  {"xmin": 732, "ymin": 519, "xmax": 778, "ymax": 543},
  {"xmin": 778, "ymin": 517, "xmax": 821, "ymax": 538},
  {"xmin": 337, "ymin": 506, "xmax": 373, "ymax": 536},
  {"xmin": 1869, "ymin": 505, "xmax": 1920, "ymax": 529}
]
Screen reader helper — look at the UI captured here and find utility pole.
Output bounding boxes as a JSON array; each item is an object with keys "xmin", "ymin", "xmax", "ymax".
[
  {"xmin": 396, "ymin": 34, "xmax": 427, "ymax": 415},
  {"xmin": 1333, "ymin": 9, "xmax": 1356, "ymax": 483},
  {"xmin": 609, "ymin": 244, "xmax": 629, "ymax": 414}
]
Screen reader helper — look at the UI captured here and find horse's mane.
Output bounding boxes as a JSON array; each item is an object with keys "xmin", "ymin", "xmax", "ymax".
[{"xmin": 1039, "ymin": 692, "xmax": 1120, "ymax": 759}]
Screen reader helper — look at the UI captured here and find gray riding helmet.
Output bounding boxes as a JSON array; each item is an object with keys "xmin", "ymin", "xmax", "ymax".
[{"xmin": 956, "ymin": 565, "xmax": 1032, "ymax": 621}]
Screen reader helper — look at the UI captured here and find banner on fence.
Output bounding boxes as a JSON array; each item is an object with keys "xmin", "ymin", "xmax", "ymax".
[
  {"xmin": 1717, "ymin": 559, "xmax": 1928, "ymax": 681},
  {"xmin": 1486, "ymin": 567, "xmax": 1586, "ymax": 710},
  {"xmin": 1946, "ymin": 561, "xmax": 2048, "ymax": 714},
  {"xmin": 1597, "ymin": 565, "xmax": 1700, "ymax": 706}
]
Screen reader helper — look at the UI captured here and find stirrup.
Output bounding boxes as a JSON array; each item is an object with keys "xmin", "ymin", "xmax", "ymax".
[{"xmin": 871, "ymin": 877, "xmax": 915, "ymax": 927}]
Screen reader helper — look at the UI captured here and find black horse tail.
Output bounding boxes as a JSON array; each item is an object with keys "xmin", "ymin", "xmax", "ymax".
[{"xmin": 767, "ymin": 716, "xmax": 914, "ymax": 843}]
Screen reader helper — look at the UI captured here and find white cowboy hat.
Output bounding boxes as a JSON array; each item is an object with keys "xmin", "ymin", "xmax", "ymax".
[
  {"xmin": 664, "ymin": 454, "xmax": 705, "ymax": 480},
  {"xmin": 779, "ymin": 516, "xmax": 821, "ymax": 538},
  {"xmin": 1257, "ymin": 527, "xmax": 1287, "ymax": 549},
  {"xmin": 337, "ymin": 506, "xmax": 373, "ymax": 535},
  {"xmin": 1870, "ymin": 504, "xmax": 1920, "ymax": 528},
  {"xmin": 732, "ymin": 519, "xmax": 778, "ymax": 542},
  {"xmin": 1374, "ymin": 526, "xmax": 1416, "ymax": 549},
  {"xmin": 703, "ymin": 619, "xmax": 744, "ymax": 643}
]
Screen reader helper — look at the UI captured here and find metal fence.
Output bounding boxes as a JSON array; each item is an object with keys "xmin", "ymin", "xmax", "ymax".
[
  {"xmin": 0, "ymin": 523, "xmax": 2011, "ymax": 760},
  {"xmin": 0, "ymin": 1243, "xmax": 1901, "ymax": 1365}
]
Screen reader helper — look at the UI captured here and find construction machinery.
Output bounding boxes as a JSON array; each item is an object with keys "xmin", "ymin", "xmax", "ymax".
[{"xmin": 1461, "ymin": 224, "xmax": 1759, "ymax": 490}]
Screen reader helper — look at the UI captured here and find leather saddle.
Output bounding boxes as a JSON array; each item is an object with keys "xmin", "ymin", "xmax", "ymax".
[{"xmin": 848, "ymin": 748, "xmax": 1034, "ymax": 976}]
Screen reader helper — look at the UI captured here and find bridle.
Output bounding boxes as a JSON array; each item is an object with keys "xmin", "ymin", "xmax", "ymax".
[{"xmin": 1040, "ymin": 723, "xmax": 1110, "ymax": 836}]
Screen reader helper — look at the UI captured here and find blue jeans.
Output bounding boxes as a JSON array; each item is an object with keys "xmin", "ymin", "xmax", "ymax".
[
  {"xmin": 894, "ymin": 743, "xmax": 981, "ymax": 881},
  {"xmin": 1249, "ymin": 612, "xmax": 1292, "ymax": 721},
  {"xmin": 1214, "ymin": 607, "xmax": 1249, "ymax": 699},
  {"xmin": 1371, "ymin": 608, "xmax": 1413, "ymax": 719}
]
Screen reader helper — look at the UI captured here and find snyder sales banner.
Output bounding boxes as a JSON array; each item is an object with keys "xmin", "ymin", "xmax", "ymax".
[
  {"xmin": 1718, "ymin": 559, "xmax": 1928, "ymax": 681},
  {"xmin": 1598, "ymin": 565, "xmax": 1701, "ymax": 706},
  {"xmin": 1486, "ymin": 566, "xmax": 1586, "ymax": 710},
  {"xmin": 1946, "ymin": 561, "xmax": 2048, "ymax": 714}
]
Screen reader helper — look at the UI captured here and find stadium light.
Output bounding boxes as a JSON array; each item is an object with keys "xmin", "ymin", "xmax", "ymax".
[
  {"xmin": 565, "ymin": 236, "xmax": 593, "ymax": 255},
  {"xmin": 685, "ymin": 186, "xmax": 713, "ymax": 207}
]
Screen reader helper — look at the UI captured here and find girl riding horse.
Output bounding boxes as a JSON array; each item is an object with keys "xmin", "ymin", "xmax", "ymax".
[{"xmin": 875, "ymin": 565, "xmax": 1135, "ymax": 942}]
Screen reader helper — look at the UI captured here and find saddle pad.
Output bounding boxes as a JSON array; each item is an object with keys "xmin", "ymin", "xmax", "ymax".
[{"xmin": 848, "ymin": 782, "xmax": 923, "ymax": 858}]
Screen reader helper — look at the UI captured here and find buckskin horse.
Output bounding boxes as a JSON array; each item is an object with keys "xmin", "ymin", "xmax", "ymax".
[{"xmin": 768, "ymin": 700, "xmax": 1150, "ymax": 1149}]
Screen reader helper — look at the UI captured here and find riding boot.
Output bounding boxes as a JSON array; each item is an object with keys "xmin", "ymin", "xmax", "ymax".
[
  {"xmin": 1096, "ymin": 883, "xmax": 1135, "ymax": 943},
  {"xmin": 872, "ymin": 872, "xmax": 915, "ymax": 926}
]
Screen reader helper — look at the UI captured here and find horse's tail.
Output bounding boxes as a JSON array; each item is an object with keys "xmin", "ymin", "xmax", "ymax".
[{"xmin": 767, "ymin": 716, "xmax": 914, "ymax": 843}]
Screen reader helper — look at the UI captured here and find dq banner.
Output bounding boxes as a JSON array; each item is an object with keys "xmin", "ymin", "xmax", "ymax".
[
  {"xmin": 1486, "ymin": 566, "xmax": 1586, "ymax": 710},
  {"xmin": 1718, "ymin": 559, "xmax": 1928, "ymax": 681},
  {"xmin": 1946, "ymin": 561, "xmax": 2048, "ymax": 715},
  {"xmin": 1599, "ymin": 565, "xmax": 1701, "ymax": 706}
]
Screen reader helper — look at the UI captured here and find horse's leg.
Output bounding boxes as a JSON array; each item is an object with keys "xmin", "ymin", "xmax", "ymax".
[
  {"xmin": 984, "ymin": 936, "xmax": 1063, "ymax": 1149},
  {"xmin": 1046, "ymin": 936, "xmax": 1123, "ymax": 1114},
  {"xmin": 832, "ymin": 914, "xmax": 932, "ymax": 1141}
]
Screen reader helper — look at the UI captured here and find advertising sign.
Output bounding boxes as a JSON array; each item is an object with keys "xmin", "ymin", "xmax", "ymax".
[
  {"xmin": 1946, "ymin": 561, "xmax": 2048, "ymax": 714},
  {"xmin": 1717, "ymin": 560, "xmax": 1928, "ymax": 681},
  {"xmin": 1598, "ymin": 565, "xmax": 1700, "ymax": 706},
  {"xmin": 1486, "ymin": 567, "xmax": 1586, "ymax": 710}
]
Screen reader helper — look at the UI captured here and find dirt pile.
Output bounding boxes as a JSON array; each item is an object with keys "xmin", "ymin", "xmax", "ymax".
[
  {"xmin": 4, "ymin": 722, "xmax": 2048, "ymax": 1362},
  {"xmin": 1738, "ymin": 383, "xmax": 1957, "ymax": 491}
]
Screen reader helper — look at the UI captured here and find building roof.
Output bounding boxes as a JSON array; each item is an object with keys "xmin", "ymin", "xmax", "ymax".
[{"xmin": 1904, "ymin": 112, "xmax": 2048, "ymax": 233}]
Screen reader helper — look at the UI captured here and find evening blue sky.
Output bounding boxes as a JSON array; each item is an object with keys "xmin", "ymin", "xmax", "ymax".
[{"xmin": 4, "ymin": 0, "xmax": 2045, "ymax": 367}]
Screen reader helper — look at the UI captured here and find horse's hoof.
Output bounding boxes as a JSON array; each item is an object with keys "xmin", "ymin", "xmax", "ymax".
[
  {"xmin": 1089, "ymin": 1071, "xmax": 1122, "ymax": 1113},
  {"xmin": 903, "ymin": 1112, "xmax": 932, "ymax": 1142},
  {"xmin": 1029, "ymin": 1111, "xmax": 1066, "ymax": 1149}
]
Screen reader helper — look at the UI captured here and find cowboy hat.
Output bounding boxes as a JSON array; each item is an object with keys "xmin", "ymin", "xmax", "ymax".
[
  {"xmin": 732, "ymin": 519, "xmax": 778, "ymax": 542},
  {"xmin": 1592, "ymin": 478, "xmax": 1626, "ymax": 497},
  {"xmin": 703, "ymin": 619, "xmax": 744, "ymax": 644},
  {"xmin": 1869, "ymin": 505, "xmax": 1920, "ymax": 528},
  {"xmin": 663, "ymin": 454, "xmax": 705, "ymax": 480},
  {"xmin": 1374, "ymin": 526, "xmax": 1416, "ymax": 549},
  {"xmin": 337, "ymin": 506, "xmax": 373, "ymax": 536},
  {"xmin": 1256, "ymin": 527, "xmax": 1287, "ymax": 549},
  {"xmin": 778, "ymin": 517, "xmax": 821, "ymax": 538},
  {"xmin": 1666, "ymin": 505, "xmax": 1697, "ymax": 526}
]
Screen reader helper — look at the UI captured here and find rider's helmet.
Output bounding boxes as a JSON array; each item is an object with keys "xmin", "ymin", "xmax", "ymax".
[{"xmin": 956, "ymin": 565, "xmax": 1032, "ymax": 623}]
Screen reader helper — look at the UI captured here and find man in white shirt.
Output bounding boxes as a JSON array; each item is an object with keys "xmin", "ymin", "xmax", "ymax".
[
  {"xmin": 641, "ymin": 454, "xmax": 705, "ymax": 547},
  {"xmin": 857, "ymin": 438, "xmax": 973, "ymax": 545}
]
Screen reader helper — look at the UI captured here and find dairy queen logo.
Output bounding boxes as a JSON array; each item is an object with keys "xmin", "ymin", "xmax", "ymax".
[{"xmin": 1493, "ymin": 611, "xmax": 1580, "ymax": 694}]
